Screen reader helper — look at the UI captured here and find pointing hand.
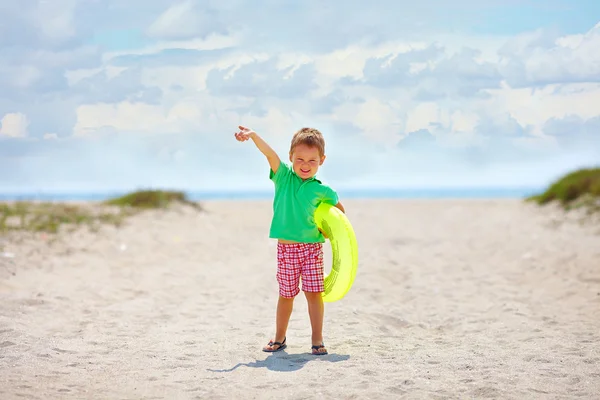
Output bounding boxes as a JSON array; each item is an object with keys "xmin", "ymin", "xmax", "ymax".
[{"xmin": 234, "ymin": 125, "xmax": 256, "ymax": 142}]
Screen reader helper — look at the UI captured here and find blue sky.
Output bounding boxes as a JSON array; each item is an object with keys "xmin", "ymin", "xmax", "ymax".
[{"xmin": 1, "ymin": 0, "xmax": 599, "ymax": 192}]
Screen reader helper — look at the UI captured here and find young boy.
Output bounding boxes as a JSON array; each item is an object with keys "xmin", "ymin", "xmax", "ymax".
[{"xmin": 234, "ymin": 125, "xmax": 345, "ymax": 355}]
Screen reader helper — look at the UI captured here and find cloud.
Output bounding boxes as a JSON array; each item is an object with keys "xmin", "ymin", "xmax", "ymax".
[
  {"xmin": 0, "ymin": 0, "xmax": 82, "ymax": 49},
  {"xmin": 543, "ymin": 114, "xmax": 600, "ymax": 150},
  {"xmin": 70, "ymin": 67, "xmax": 164, "ymax": 104},
  {"xmin": 0, "ymin": 113, "xmax": 29, "ymax": 138},
  {"xmin": 417, "ymin": 48, "xmax": 503, "ymax": 99},
  {"xmin": 200, "ymin": 0, "xmax": 540, "ymax": 53},
  {"xmin": 474, "ymin": 112, "xmax": 528, "ymax": 138},
  {"xmin": 0, "ymin": 46, "xmax": 102, "ymax": 99},
  {"xmin": 206, "ymin": 59, "xmax": 318, "ymax": 99},
  {"xmin": 146, "ymin": 0, "xmax": 228, "ymax": 40},
  {"xmin": 348, "ymin": 45, "xmax": 502, "ymax": 100},
  {"xmin": 109, "ymin": 47, "xmax": 234, "ymax": 68},
  {"xmin": 73, "ymin": 102, "xmax": 174, "ymax": 136},
  {"xmin": 359, "ymin": 45, "xmax": 444, "ymax": 87},
  {"xmin": 487, "ymin": 82, "xmax": 600, "ymax": 137},
  {"xmin": 397, "ymin": 129, "xmax": 438, "ymax": 151},
  {"xmin": 499, "ymin": 22, "xmax": 600, "ymax": 87}
]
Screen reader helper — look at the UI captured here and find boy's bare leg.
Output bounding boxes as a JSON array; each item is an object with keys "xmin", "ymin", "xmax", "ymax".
[
  {"xmin": 264, "ymin": 296, "xmax": 294, "ymax": 351},
  {"xmin": 304, "ymin": 291, "xmax": 327, "ymax": 354}
]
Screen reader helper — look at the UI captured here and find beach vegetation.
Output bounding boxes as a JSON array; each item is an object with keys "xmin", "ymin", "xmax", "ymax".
[
  {"xmin": 0, "ymin": 190, "xmax": 201, "ymax": 234},
  {"xmin": 526, "ymin": 167, "xmax": 600, "ymax": 212},
  {"xmin": 0, "ymin": 201, "xmax": 126, "ymax": 234},
  {"xmin": 103, "ymin": 189, "xmax": 201, "ymax": 210}
]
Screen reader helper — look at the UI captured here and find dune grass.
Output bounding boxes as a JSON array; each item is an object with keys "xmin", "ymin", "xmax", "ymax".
[
  {"xmin": 0, "ymin": 202, "xmax": 126, "ymax": 234},
  {"xmin": 0, "ymin": 190, "xmax": 201, "ymax": 234},
  {"xmin": 103, "ymin": 190, "xmax": 201, "ymax": 210},
  {"xmin": 526, "ymin": 167, "xmax": 600, "ymax": 212}
]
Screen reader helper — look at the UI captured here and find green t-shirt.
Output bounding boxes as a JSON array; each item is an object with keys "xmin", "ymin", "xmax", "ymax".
[{"xmin": 269, "ymin": 160, "xmax": 339, "ymax": 243}]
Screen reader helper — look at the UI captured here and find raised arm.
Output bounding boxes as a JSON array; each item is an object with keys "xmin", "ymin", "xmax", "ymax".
[{"xmin": 235, "ymin": 125, "xmax": 281, "ymax": 174}]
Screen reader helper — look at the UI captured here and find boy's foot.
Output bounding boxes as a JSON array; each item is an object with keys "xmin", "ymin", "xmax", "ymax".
[
  {"xmin": 263, "ymin": 337, "xmax": 287, "ymax": 352},
  {"xmin": 311, "ymin": 343, "xmax": 328, "ymax": 355}
]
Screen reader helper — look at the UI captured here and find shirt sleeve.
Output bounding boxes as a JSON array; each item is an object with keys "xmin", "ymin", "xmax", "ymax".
[
  {"xmin": 320, "ymin": 184, "xmax": 339, "ymax": 206},
  {"xmin": 269, "ymin": 160, "xmax": 291, "ymax": 185}
]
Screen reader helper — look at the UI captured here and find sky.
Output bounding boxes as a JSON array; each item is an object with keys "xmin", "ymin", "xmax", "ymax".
[{"xmin": 1, "ymin": 0, "xmax": 599, "ymax": 193}]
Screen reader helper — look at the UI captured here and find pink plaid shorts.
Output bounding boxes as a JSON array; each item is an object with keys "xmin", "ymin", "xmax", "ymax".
[{"xmin": 276, "ymin": 242, "xmax": 324, "ymax": 298}]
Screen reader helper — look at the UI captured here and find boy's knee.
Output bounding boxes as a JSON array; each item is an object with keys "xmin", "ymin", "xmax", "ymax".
[{"xmin": 303, "ymin": 291, "xmax": 323, "ymax": 301}]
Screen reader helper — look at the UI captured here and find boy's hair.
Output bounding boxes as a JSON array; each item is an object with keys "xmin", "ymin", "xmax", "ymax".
[{"xmin": 289, "ymin": 127, "xmax": 325, "ymax": 157}]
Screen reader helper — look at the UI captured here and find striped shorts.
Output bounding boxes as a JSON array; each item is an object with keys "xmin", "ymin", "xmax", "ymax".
[{"xmin": 276, "ymin": 242, "xmax": 324, "ymax": 298}]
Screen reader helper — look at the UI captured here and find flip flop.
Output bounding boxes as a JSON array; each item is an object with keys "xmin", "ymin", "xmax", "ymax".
[
  {"xmin": 311, "ymin": 343, "xmax": 328, "ymax": 355},
  {"xmin": 263, "ymin": 337, "xmax": 287, "ymax": 352}
]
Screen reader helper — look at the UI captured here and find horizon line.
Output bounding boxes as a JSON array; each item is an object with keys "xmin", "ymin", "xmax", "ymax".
[{"xmin": 0, "ymin": 186, "xmax": 543, "ymax": 201}]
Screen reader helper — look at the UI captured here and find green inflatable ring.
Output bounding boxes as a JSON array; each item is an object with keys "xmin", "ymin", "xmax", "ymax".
[{"xmin": 315, "ymin": 203, "xmax": 359, "ymax": 302}]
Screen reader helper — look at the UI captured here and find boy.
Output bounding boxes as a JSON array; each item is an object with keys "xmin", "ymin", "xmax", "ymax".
[{"xmin": 234, "ymin": 125, "xmax": 345, "ymax": 355}]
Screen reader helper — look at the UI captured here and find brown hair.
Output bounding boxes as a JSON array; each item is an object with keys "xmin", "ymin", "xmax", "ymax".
[{"xmin": 289, "ymin": 127, "xmax": 325, "ymax": 157}]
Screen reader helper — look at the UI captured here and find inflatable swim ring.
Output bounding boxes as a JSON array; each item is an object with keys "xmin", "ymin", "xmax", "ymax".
[{"xmin": 314, "ymin": 203, "xmax": 358, "ymax": 302}]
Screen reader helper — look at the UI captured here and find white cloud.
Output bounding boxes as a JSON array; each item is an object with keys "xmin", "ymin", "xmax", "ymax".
[
  {"xmin": 74, "ymin": 102, "xmax": 174, "ymax": 136},
  {"xmin": 43, "ymin": 133, "xmax": 59, "ymax": 140},
  {"xmin": 499, "ymin": 23, "xmax": 600, "ymax": 86},
  {"xmin": 352, "ymin": 99, "xmax": 403, "ymax": 144},
  {"xmin": 101, "ymin": 33, "xmax": 239, "ymax": 65},
  {"xmin": 0, "ymin": 113, "xmax": 29, "ymax": 138},
  {"xmin": 405, "ymin": 102, "xmax": 446, "ymax": 134},
  {"xmin": 146, "ymin": 0, "xmax": 226, "ymax": 40},
  {"xmin": 450, "ymin": 111, "xmax": 479, "ymax": 133},
  {"xmin": 33, "ymin": 0, "xmax": 78, "ymax": 46},
  {"xmin": 488, "ymin": 82, "xmax": 600, "ymax": 136}
]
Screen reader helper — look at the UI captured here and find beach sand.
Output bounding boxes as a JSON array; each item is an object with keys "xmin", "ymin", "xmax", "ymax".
[{"xmin": 1, "ymin": 199, "xmax": 599, "ymax": 399}]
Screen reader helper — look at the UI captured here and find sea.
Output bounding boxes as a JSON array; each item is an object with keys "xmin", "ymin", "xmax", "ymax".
[{"xmin": 0, "ymin": 187, "xmax": 543, "ymax": 202}]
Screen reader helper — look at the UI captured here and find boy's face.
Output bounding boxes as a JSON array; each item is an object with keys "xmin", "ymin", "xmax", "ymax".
[{"xmin": 289, "ymin": 143, "xmax": 325, "ymax": 180}]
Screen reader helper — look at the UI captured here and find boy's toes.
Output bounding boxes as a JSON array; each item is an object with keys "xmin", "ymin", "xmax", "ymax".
[
  {"xmin": 263, "ymin": 340, "xmax": 277, "ymax": 351},
  {"xmin": 263, "ymin": 338, "xmax": 287, "ymax": 352},
  {"xmin": 311, "ymin": 344, "xmax": 328, "ymax": 355}
]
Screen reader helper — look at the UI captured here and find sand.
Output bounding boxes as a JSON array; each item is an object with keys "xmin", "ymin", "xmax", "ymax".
[{"xmin": 1, "ymin": 198, "xmax": 599, "ymax": 399}]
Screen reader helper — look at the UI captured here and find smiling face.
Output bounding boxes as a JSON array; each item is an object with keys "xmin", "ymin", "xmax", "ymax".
[{"xmin": 289, "ymin": 143, "xmax": 325, "ymax": 180}]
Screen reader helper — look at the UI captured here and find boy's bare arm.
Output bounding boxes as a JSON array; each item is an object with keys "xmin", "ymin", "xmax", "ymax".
[
  {"xmin": 235, "ymin": 125, "xmax": 281, "ymax": 173},
  {"xmin": 251, "ymin": 132, "xmax": 281, "ymax": 174}
]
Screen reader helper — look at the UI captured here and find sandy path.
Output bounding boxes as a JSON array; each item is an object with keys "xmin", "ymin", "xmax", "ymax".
[{"xmin": 1, "ymin": 199, "xmax": 599, "ymax": 399}]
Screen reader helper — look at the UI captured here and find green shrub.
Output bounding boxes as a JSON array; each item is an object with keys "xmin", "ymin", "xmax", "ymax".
[
  {"xmin": 104, "ymin": 190, "xmax": 200, "ymax": 210},
  {"xmin": 526, "ymin": 167, "xmax": 600, "ymax": 210}
]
